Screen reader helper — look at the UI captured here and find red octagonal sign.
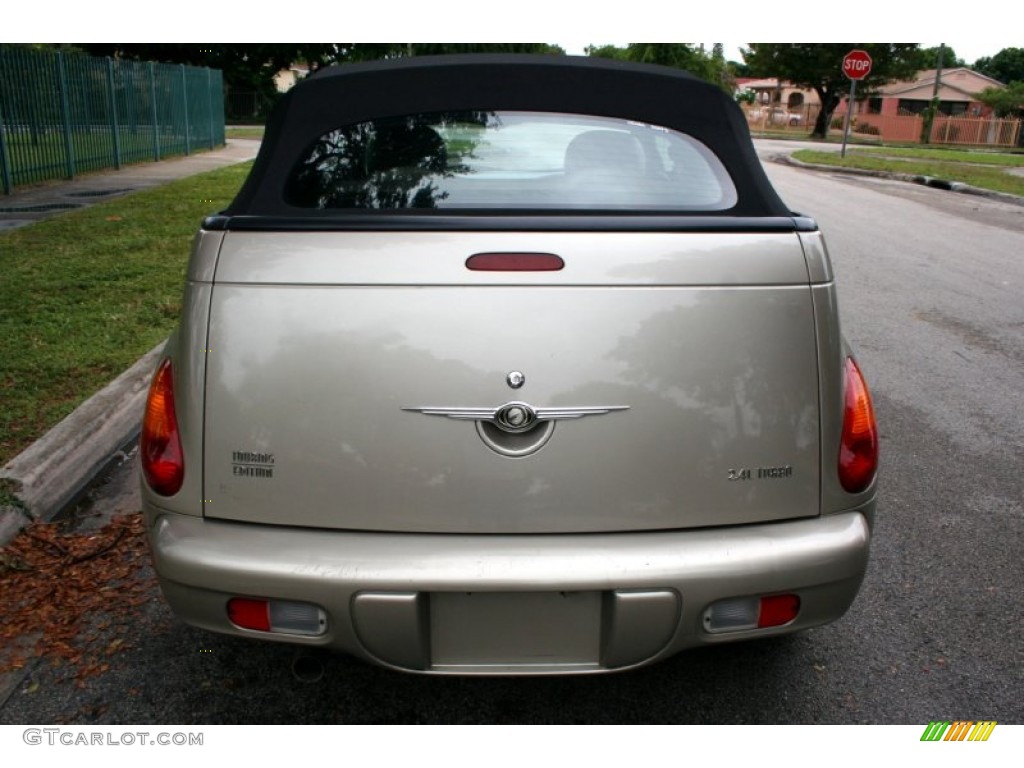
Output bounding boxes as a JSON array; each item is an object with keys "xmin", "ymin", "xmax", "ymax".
[{"xmin": 843, "ymin": 49, "xmax": 872, "ymax": 80}]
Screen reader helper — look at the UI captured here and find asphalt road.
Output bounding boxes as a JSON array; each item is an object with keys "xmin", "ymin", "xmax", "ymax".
[{"xmin": 1, "ymin": 159, "xmax": 1022, "ymax": 725}]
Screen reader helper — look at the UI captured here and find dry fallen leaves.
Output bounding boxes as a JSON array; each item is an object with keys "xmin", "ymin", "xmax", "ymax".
[{"xmin": 0, "ymin": 512, "xmax": 157, "ymax": 686}]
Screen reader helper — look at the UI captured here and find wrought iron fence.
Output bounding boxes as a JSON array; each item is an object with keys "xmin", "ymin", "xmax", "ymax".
[{"xmin": 0, "ymin": 47, "xmax": 225, "ymax": 194}]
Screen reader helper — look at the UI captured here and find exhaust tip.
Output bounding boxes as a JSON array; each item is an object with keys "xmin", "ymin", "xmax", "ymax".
[{"xmin": 291, "ymin": 651, "xmax": 325, "ymax": 684}]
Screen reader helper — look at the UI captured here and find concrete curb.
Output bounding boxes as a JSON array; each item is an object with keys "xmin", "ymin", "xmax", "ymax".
[
  {"xmin": 0, "ymin": 342, "xmax": 165, "ymax": 545},
  {"xmin": 0, "ymin": 139, "xmax": 259, "ymax": 546},
  {"xmin": 773, "ymin": 154, "xmax": 1024, "ymax": 207}
]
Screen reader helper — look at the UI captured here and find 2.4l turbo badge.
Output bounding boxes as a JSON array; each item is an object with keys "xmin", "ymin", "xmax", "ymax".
[{"xmin": 728, "ymin": 465, "xmax": 793, "ymax": 481}]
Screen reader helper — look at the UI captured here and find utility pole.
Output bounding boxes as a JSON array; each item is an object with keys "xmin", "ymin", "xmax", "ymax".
[{"xmin": 920, "ymin": 44, "xmax": 945, "ymax": 144}]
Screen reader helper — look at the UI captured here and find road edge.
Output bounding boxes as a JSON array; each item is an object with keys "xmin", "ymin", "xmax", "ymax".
[{"xmin": 773, "ymin": 153, "xmax": 1024, "ymax": 207}]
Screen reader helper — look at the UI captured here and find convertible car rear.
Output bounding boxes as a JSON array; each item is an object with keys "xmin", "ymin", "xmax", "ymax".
[{"xmin": 141, "ymin": 55, "xmax": 878, "ymax": 674}]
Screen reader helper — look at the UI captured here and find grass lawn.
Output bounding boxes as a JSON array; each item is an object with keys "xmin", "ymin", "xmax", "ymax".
[
  {"xmin": 852, "ymin": 146, "xmax": 1024, "ymax": 166},
  {"xmin": 225, "ymin": 127, "xmax": 265, "ymax": 140},
  {"xmin": 791, "ymin": 150, "xmax": 1024, "ymax": 197},
  {"xmin": 0, "ymin": 162, "xmax": 252, "ymax": 466}
]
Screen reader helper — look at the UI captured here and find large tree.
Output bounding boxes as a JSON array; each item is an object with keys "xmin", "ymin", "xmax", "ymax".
[
  {"xmin": 742, "ymin": 44, "xmax": 921, "ymax": 138},
  {"xmin": 585, "ymin": 43, "xmax": 731, "ymax": 91},
  {"xmin": 911, "ymin": 45, "xmax": 964, "ymax": 71},
  {"xmin": 352, "ymin": 43, "xmax": 564, "ymax": 60},
  {"xmin": 973, "ymin": 47, "xmax": 1024, "ymax": 85}
]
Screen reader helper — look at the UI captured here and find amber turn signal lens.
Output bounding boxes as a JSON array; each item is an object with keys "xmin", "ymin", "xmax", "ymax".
[
  {"xmin": 838, "ymin": 357, "xmax": 878, "ymax": 493},
  {"xmin": 141, "ymin": 358, "xmax": 184, "ymax": 496}
]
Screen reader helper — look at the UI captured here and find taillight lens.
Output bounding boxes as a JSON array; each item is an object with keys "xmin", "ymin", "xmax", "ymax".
[
  {"xmin": 757, "ymin": 594, "xmax": 801, "ymax": 628},
  {"xmin": 703, "ymin": 594, "xmax": 801, "ymax": 633},
  {"xmin": 227, "ymin": 598, "xmax": 271, "ymax": 632},
  {"xmin": 227, "ymin": 597, "xmax": 327, "ymax": 636},
  {"xmin": 838, "ymin": 357, "xmax": 878, "ymax": 493},
  {"xmin": 466, "ymin": 252, "xmax": 565, "ymax": 271},
  {"xmin": 141, "ymin": 358, "xmax": 184, "ymax": 496}
]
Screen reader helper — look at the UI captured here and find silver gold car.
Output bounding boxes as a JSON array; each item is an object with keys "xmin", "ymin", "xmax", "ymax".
[{"xmin": 141, "ymin": 55, "xmax": 879, "ymax": 674}]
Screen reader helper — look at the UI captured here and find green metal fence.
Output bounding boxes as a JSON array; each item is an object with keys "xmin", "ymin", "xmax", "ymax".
[{"xmin": 0, "ymin": 47, "xmax": 225, "ymax": 194}]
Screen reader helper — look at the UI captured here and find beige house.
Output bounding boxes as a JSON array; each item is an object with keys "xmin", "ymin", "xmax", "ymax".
[
  {"xmin": 273, "ymin": 63, "xmax": 311, "ymax": 93},
  {"xmin": 737, "ymin": 78, "xmax": 820, "ymax": 111}
]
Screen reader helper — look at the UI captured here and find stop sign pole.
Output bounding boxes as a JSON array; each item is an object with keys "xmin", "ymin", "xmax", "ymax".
[{"xmin": 841, "ymin": 49, "xmax": 872, "ymax": 157}]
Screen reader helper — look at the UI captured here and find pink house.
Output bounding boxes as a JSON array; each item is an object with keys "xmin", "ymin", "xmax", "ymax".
[
  {"xmin": 837, "ymin": 68, "xmax": 1016, "ymax": 145},
  {"xmin": 846, "ymin": 68, "xmax": 1005, "ymax": 119}
]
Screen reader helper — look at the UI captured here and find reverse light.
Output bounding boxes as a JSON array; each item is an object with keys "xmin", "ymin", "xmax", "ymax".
[
  {"xmin": 703, "ymin": 594, "xmax": 801, "ymax": 633},
  {"xmin": 140, "ymin": 358, "xmax": 184, "ymax": 496},
  {"xmin": 227, "ymin": 598, "xmax": 327, "ymax": 636},
  {"xmin": 838, "ymin": 357, "xmax": 878, "ymax": 493}
]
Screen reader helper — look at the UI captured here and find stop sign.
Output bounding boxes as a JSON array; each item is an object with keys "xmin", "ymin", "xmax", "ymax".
[{"xmin": 843, "ymin": 49, "xmax": 873, "ymax": 80}]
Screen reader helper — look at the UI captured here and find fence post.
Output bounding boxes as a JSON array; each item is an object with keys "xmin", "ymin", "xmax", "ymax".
[
  {"xmin": 0, "ymin": 103, "xmax": 13, "ymax": 195},
  {"xmin": 56, "ymin": 51, "xmax": 76, "ymax": 180},
  {"xmin": 206, "ymin": 67, "xmax": 215, "ymax": 149},
  {"xmin": 180, "ymin": 64, "xmax": 191, "ymax": 155},
  {"xmin": 149, "ymin": 62, "xmax": 161, "ymax": 161},
  {"xmin": 106, "ymin": 58, "xmax": 123, "ymax": 169}
]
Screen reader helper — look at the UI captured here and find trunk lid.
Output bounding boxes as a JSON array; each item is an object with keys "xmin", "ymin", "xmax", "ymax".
[{"xmin": 202, "ymin": 230, "xmax": 820, "ymax": 533}]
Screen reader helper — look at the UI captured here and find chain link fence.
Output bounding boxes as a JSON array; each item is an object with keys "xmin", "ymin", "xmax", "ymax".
[{"xmin": 0, "ymin": 47, "xmax": 225, "ymax": 194}]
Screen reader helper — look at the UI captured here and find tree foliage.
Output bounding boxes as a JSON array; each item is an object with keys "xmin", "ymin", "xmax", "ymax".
[
  {"xmin": 911, "ymin": 46, "xmax": 964, "ymax": 71},
  {"xmin": 75, "ymin": 43, "xmax": 565, "ymax": 96},
  {"xmin": 76, "ymin": 44, "xmax": 339, "ymax": 95},
  {"xmin": 975, "ymin": 82, "xmax": 1024, "ymax": 117},
  {"xmin": 352, "ymin": 43, "xmax": 565, "ymax": 60},
  {"xmin": 973, "ymin": 48, "xmax": 1024, "ymax": 85},
  {"xmin": 585, "ymin": 43, "xmax": 733, "ymax": 91},
  {"xmin": 742, "ymin": 43, "xmax": 921, "ymax": 138}
]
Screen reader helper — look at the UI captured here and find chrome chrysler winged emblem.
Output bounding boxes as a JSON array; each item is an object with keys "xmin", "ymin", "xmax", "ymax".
[{"xmin": 402, "ymin": 401, "xmax": 629, "ymax": 434}]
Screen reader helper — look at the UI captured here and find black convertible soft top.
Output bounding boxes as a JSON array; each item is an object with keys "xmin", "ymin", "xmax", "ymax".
[{"xmin": 224, "ymin": 54, "xmax": 792, "ymax": 222}]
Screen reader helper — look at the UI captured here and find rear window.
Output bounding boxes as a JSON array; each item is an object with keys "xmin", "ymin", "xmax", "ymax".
[{"xmin": 284, "ymin": 111, "xmax": 738, "ymax": 212}]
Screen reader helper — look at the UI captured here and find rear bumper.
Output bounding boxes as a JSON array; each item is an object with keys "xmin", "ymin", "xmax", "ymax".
[{"xmin": 147, "ymin": 510, "xmax": 871, "ymax": 674}]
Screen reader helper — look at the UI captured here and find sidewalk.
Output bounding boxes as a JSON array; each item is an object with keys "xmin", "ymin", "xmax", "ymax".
[
  {"xmin": 0, "ymin": 139, "xmax": 260, "ymax": 230},
  {"xmin": 0, "ymin": 140, "xmax": 260, "ymax": 544}
]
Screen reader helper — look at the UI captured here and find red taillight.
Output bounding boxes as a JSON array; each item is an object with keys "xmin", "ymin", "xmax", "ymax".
[
  {"xmin": 466, "ymin": 252, "xmax": 565, "ymax": 271},
  {"xmin": 838, "ymin": 357, "xmax": 878, "ymax": 493},
  {"xmin": 141, "ymin": 358, "xmax": 184, "ymax": 496},
  {"xmin": 227, "ymin": 598, "xmax": 271, "ymax": 632},
  {"xmin": 704, "ymin": 594, "xmax": 801, "ymax": 632},
  {"xmin": 226, "ymin": 597, "xmax": 327, "ymax": 635},
  {"xmin": 758, "ymin": 594, "xmax": 801, "ymax": 628}
]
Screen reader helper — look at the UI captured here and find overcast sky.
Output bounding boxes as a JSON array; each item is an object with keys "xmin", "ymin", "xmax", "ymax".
[{"xmin": 5, "ymin": 1, "xmax": 1017, "ymax": 68}]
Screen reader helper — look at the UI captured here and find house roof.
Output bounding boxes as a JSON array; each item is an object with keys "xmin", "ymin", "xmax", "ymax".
[{"xmin": 879, "ymin": 68, "xmax": 1005, "ymax": 102}]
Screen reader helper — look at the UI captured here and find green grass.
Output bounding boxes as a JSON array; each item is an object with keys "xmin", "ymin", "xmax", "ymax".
[
  {"xmin": 0, "ymin": 162, "xmax": 252, "ymax": 465},
  {"xmin": 225, "ymin": 127, "xmax": 265, "ymax": 140},
  {"xmin": 792, "ymin": 150, "xmax": 1024, "ymax": 197},
  {"xmin": 852, "ymin": 147, "xmax": 1024, "ymax": 166}
]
